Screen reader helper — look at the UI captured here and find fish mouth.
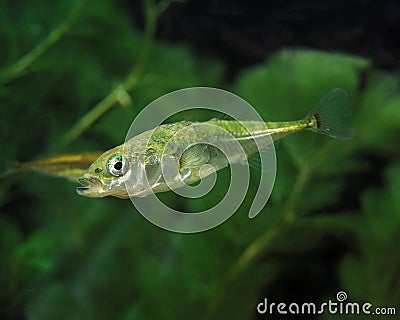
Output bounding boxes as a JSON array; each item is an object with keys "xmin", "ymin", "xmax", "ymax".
[{"xmin": 76, "ymin": 176, "xmax": 102, "ymax": 196}]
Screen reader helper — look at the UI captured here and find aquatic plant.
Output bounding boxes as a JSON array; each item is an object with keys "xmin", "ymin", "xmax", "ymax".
[{"xmin": 0, "ymin": 1, "xmax": 399, "ymax": 319}]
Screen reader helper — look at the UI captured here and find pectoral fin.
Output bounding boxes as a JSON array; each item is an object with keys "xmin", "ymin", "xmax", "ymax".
[{"xmin": 179, "ymin": 144, "xmax": 210, "ymax": 169}]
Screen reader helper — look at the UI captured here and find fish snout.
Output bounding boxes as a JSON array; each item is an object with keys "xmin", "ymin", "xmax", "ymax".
[{"xmin": 76, "ymin": 175, "xmax": 102, "ymax": 196}]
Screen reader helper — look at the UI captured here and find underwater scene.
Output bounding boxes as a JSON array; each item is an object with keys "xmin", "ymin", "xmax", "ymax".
[{"xmin": 0, "ymin": 0, "xmax": 399, "ymax": 319}]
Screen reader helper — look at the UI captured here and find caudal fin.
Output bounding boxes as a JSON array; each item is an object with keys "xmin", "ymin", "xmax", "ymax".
[{"xmin": 308, "ymin": 88, "xmax": 355, "ymax": 140}]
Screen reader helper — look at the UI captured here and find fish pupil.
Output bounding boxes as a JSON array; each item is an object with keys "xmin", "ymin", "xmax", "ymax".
[{"xmin": 114, "ymin": 161, "xmax": 123, "ymax": 170}]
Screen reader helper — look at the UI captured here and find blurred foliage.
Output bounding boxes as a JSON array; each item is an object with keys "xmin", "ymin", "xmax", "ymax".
[{"xmin": 0, "ymin": 0, "xmax": 399, "ymax": 319}]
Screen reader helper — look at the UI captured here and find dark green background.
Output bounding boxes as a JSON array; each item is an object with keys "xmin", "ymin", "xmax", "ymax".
[{"xmin": 0, "ymin": 0, "xmax": 399, "ymax": 319}]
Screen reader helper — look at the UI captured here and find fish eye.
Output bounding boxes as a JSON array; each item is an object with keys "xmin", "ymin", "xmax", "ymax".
[{"xmin": 107, "ymin": 155, "xmax": 128, "ymax": 177}]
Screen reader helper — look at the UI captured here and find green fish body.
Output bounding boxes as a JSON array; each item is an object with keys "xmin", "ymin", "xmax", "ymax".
[{"xmin": 77, "ymin": 89, "xmax": 354, "ymax": 198}]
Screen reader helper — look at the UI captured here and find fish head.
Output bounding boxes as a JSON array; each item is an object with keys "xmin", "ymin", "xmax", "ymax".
[{"xmin": 76, "ymin": 145, "xmax": 133, "ymax": 198}]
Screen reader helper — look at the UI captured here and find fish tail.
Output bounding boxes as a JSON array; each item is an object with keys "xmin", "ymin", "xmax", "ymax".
[{"xmin": 307, "ymin": 88, "xmax": 355, "ymax": 140}]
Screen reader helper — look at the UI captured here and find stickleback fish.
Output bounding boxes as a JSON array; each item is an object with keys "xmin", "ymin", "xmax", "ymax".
[
  {"xmin": 9, "ymin": 152, "xmax": 103, "ymax": 181},
  {"xmin": 76, "ymin": 89, "xmax": 355, "ymax": 199}
]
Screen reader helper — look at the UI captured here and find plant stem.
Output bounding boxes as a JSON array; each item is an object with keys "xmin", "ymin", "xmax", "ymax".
[
  {"xmin": 205, "ymin": 141, "xmax": 335, "ymax": 319},
  {"xmin": 0, "ymin": 2, "xmax": 85, "ymax": 84},
  {"xmin": 57, "ymin": 0, "xmax": 177, "ymax": 151}
]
